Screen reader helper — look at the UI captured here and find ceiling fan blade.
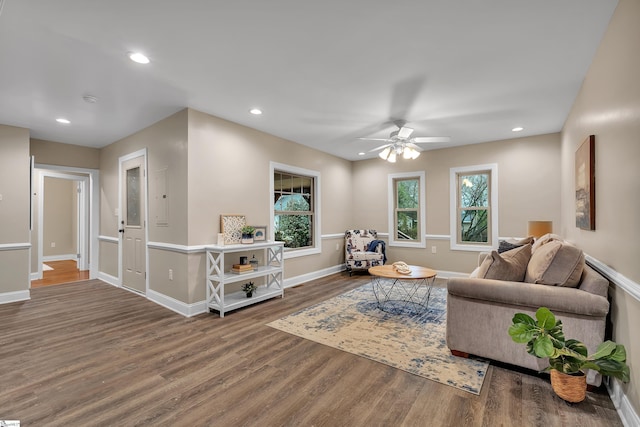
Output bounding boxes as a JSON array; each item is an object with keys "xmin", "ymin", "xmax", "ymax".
[
  {"xmin": 397, "ymin": 126, "xmax": 414, "ymax": 139},
  {"xmin": 369, "ymin": 143, "xmax": 392, "ymax": 152},
  {"xmin": 358, "ymin": 137, "xmax": 392, "ymax": 142},
  {"xmin": 412, "ymin": 136, "xmax": 451, "ymax": 143},
  {"xmin": 406, "ymin": 143, "xmax": 423, "ymax": 151}
]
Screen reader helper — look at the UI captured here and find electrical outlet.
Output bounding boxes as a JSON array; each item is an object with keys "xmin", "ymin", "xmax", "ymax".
[
  {"xmin": 51, "ymin": 242, "xmax": 56, "ymax": 248},
  {"xmin": 169, "ymin": 269, "xmax": 173, "ymax": 280},
  {"xmin": 336, "ymin": 243, "xmax": 340, "ymax": 251},
  {"xmin": 431, "ymin": 246, "xmax": 437, "ymax": 254}
]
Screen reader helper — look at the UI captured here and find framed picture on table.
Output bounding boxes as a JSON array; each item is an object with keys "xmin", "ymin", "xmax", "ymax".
[
  {"xmin": 220, "ymin": 214, "xmax": 246, "ymax": 244},
  {"xmin": 252, "ymin": 226, "xmax": 267, "ymax": 241}
]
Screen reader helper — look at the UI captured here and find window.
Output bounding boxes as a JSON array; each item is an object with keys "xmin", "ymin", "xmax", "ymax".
[
  {"xmin": 449, "ymin": 164, "xmax": 498, "ymax": 251},
  {"xmin": 270, "ymin": 162, "xmax": 321, "ymax": 258},
  {"xmin": 388, "ymin": 171, "xmax": 426, "ymax": 248}
]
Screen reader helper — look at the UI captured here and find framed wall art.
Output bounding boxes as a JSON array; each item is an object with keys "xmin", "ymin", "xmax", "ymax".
[
  {"xmin": 252, "ymin": 225, "xmax": 267, "ymax": 241},
  {"xmin": 575, "ymin": 135, "xmax": 595, "ymax": 230},
  {"xmin": 220, "ymin": 214, "xmax": 246, "ymax": 244}
]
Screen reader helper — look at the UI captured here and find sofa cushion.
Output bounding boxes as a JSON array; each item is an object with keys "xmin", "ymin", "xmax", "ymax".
[
  {"xmin": 477, "ymin": 244, "xmax": 532, "ymax": 282},
  {"xmin": 531, "ymin": 233, "xmax": 564, "ymax": 253},
  {"xmin": 525, "ymin": 240, "xmax": 585, "ymax": 287}
]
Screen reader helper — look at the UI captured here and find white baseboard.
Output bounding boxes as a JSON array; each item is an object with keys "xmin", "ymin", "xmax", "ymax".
[
  {"xmin": 97, "ymin": 271, "xmax": 120, "ymax": 287},
  {"xmin": 434, "ymin": 270, "xmax": 468, "ymax": 279},
  {"xmin": 147, "ymin": 289, "xmax": 208, "ymax": 317},
  {"xmin": 0, "ymin": 290, "xmax": 30, "ymax": 304},
  {"xmin": 43, "ymin": 254, "xmax": 77, "ymax": 262},
  {"xmin": 606, "ymin": 377, "xmax": 640, "ymax": 427},
  {"xmin": 30, "ymin": 272, "xmax": 40, "ymax": 281},
  {"xmin": 284, "ymin": 264, "xmax": 345, "ymax": 288}
]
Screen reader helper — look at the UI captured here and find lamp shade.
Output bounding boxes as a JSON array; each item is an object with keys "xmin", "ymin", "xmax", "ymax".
[{"xmin": 528, "ymin": 221, "xmax": 553, "ymax": 239}]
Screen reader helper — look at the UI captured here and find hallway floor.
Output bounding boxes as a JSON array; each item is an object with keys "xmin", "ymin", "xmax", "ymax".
[{"xmin": 32, "ymin": 260, "xmax": 89, "ymax": 287}]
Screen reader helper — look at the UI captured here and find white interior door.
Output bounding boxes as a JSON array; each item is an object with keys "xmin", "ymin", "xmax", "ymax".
[{"xmin": 120, "ymin": 155, "xmax": 146, "ymax": 293}]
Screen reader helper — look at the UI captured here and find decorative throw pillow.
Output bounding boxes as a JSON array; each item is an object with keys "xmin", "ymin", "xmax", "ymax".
[
  {"xmin": 498, "ymin": 236, "xmax": 534, "ymax": 253},
  {"xmin": 525, "ymin": 240, "xmax": 585, "ymax": 287},
  {"xmin": 531, "ymin": 233, "xmax": 564, "ymax": 253},
  {"xmin": 477, "ymin": 244, "xmax": 532, "ymax": 282}
]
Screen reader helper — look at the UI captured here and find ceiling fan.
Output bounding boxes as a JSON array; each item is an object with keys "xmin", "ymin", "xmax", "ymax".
[{"xmin": 359, "ymin": 121, "xmax": 450, "ymax": 162}]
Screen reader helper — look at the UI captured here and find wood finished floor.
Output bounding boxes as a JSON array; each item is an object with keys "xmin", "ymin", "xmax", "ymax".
[
  {"xmin": 0, "ymin": 274, "xmax": 622, "ymax": 426},
  {"xmin": 31, "ymin": 260, "xmax": 89, "ymax": 288}
]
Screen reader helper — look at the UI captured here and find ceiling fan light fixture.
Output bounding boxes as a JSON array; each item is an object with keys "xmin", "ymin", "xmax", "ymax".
[
  {"xmin": 387, "ymin": 151, "xmax": 397, "ymax": 163},
  {"xmin": 410, "ymin": 148, "xmax": 421, "ymax": 159},
  {"xmin": 397, "ymin": 126, "xmax": 414, "ymax": 139},
  {"xmin": 402, "ymin": 146, "xmax": 414, "ymax": 159},
  {"xmin": 379, "ymin": 147, "xmax": 391, "ymax": 160}
]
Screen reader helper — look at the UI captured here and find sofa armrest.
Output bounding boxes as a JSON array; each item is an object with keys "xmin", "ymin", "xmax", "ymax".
[{"xmin": 447, "ymin": 277, "xmax": 609, "ymax": 317}]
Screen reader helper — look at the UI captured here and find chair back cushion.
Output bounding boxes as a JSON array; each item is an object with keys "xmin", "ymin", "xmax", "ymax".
[{"xmin": 345, "ymin": 229, "xmax": 378, "ymax": 252}]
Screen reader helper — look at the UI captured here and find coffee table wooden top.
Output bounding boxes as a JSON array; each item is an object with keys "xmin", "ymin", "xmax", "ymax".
[{"xmin": 369, "ymin": 265, "xmax": 437, "ymax": 279}]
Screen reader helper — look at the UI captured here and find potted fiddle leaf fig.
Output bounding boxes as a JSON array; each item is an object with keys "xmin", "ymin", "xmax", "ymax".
[{"xmin": 508, "ymin": 307, "xmax": 630, "ymax": 403}]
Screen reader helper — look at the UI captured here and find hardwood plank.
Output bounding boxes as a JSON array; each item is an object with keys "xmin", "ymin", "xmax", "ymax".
[
  {"xmin": 0, "ymin": 273, "xmax": 623, "ymax": 426},
  {"xmin": 32, "ymin": 260, "xmax": 89, "ymax": 287}
]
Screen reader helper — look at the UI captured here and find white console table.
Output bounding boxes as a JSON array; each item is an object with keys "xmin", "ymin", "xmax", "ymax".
[{"xmin": 205, "ymin": 241, "xmax": 284, "ymax": 317}]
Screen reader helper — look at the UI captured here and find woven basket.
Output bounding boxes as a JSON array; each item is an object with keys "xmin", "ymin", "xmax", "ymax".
[{"xmin": 550, "ymin": 369, "xmax": 587, "ymax": 403}]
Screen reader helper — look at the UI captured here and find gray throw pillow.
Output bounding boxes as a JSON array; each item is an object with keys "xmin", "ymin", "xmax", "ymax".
[{"xmin": 477, "ymin": 244, "xmax": 532, "ymax": 282}]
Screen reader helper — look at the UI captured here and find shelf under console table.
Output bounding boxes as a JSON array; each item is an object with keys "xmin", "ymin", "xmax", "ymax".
[{"xmin": 205, "ymin": 241, "xmax": 284, "ymax": 317}]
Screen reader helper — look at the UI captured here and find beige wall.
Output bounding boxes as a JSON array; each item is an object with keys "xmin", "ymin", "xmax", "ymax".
[
  {"xmin": 560, "ymin": 0, "xmax": 640, "ymax": 414},
  {"xmin": 352, "ymin": 133, "xmax": 562, "ymax": 273},
  {"xmin": 178, "ymin": 109, "xmax": 354, "ymax": 303},
  {"xmin": 0, "ymin": 125, "xmax": 31, "ymax": 293},
  {"xmin": 99, "ymin": 109, "xmax": 189, "ymax": 300},
  {"xmin": 43, "ymin": 177, "xmax": 77, "ymax": 257},
  {"xmin": 98, "ymin": 108, "xmax": 355, "ymax": 303},
  {"xmin": 31, "ymin": 139, "xmax": 100, "ymax": 169}
]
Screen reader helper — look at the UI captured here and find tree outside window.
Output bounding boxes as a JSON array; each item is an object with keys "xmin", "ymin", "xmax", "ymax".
[
  {"xmin": 388, "ymin": 171, "xmax": 426, "ymax": 248},
  {"xmin": 449, "ymin": 163, "xmax": 498, "ymax": 251},
  {"xmin": 396, "ymin": 178, "xmax": 419, "ymax": 240},
  {"xmin": 458, "ymin": 173, "xmax": 489, "ymax": 243},
  {"xmin": 273, "ymin": 171, "xmax": 314, "ymax": 249}
]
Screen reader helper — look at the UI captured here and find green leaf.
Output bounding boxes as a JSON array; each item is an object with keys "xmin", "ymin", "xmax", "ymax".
[
  {"xmin": 535, "ymin": 307, "xmax": 556, "ymax": 329},
  {"xmin": 532, "ymin": 334, "xmax": 554, "ymax": 358},
  {"xmin": 565, "ymin": 339, "xmax": 588, "ymax": 357},
  {"xmin": 590, "ymin": 341, "xmax": 617, "ymax": 360},
  {"xmin": 512, "ymin": 313, "xmax": 536, "ymax": 326},
  {"xmin": 508, "ymin": 323, "xmax": 536, "ymax": 343},
  {"xmin": 608, "ymin": 344, "xmax": 627, "ymax": 363}
]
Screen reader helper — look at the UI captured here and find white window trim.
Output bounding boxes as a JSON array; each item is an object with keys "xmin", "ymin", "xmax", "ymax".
[
  {"xmin": 449, "ymin": 163, "xmax": 498, "ymax": 252},
  {"xmin": 388, "ymin": 171, "xmax": 426, "ymax": 248},
  {"xmin": 270, "ymin": 161, "xmax": 321, "ymax": 259}
]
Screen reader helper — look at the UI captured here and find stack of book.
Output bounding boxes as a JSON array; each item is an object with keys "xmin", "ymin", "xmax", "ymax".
[{"xmin": 231, "ymin": 264, "xmax": 254, "ymax": 274}]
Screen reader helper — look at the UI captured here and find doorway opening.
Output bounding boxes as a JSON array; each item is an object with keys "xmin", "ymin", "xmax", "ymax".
[{"xmin": 32, "ymin": 165, "xmax": 99, "ymax": 287}]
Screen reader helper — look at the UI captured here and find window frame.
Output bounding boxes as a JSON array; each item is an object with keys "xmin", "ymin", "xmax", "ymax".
[
  {"xmin": 388, "ymin": 171, "xmax": 426, "ymax": 248},
  {"xmin": 449, "ymin": 163, "xmax": 498, "ymax": 252},
  {"xmin": 270, "ymin": 162, "xmax": 321, "ymax": 259}
]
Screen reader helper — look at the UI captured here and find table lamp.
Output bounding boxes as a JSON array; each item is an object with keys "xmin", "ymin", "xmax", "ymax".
[{"xmin": 527, "ymin": 221, "xmax": 553, "ymax": 239}]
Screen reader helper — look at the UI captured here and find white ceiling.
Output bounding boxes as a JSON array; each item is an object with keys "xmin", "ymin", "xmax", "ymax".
[{"xmin": 0, "ymin": 1, "xmax": 618, "ymax": 161}]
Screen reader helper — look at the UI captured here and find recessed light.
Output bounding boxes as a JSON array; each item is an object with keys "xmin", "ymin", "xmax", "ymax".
[
  {"xmin": 512, "ymin": 127, "xmax": 524, "ymax": 132},
  {"xmin": 249, "ymin": 108, "xmax": 263, "ymax": 115},
  {"xmin": 358, "ymin": 152, "xmax": 365, "ymax": 156},
  {"xmin": 56, "ymin": 118, "xmax": 70, "ymax": 124},
  {"xmin": 128, "ymin": 52, "xmax": 150, "ymax": 64}
]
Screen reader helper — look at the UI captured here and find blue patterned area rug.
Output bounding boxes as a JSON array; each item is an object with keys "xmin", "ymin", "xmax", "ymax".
[{"xmin": 267, "ymin": 283, "xmax": 488, "ymax": 395}]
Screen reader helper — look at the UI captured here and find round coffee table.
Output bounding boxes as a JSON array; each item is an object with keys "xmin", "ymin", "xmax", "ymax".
[{"xmin": 368, "ymin": 265, "xmax": 437, "ymax": 314}]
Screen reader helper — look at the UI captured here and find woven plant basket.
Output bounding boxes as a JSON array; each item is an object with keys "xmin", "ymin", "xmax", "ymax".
[{"xmin": 550, "ymin": 369, "xmax": 587, "ymax": 403}]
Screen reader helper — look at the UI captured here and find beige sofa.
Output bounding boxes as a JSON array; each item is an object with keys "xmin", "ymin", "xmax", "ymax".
[{"xmin": 445, "ymin": 235, "xmax": 610, "ymax": 386}]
